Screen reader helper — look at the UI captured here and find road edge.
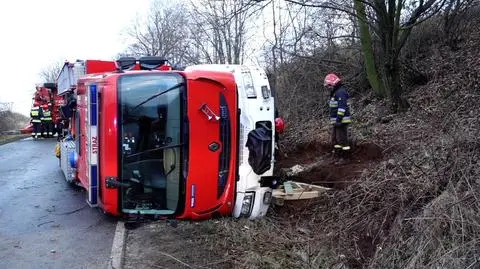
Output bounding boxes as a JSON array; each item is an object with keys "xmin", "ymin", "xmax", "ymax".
[{"xmin": 109, "ymin": 221, "xmax": 126, "ymax": 269}]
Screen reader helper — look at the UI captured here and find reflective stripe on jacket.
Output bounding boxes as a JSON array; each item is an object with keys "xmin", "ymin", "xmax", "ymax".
[
  {"xmin": 41, "ymin": 109, "xmax": 52, "ymax": 121},
  {"xmin": 31, "ymin": 106, "xmax": 42, "ymax": 122},
  {"xmin": 328, "ymin": 84, "xmax": 351, "ymax": 124}
]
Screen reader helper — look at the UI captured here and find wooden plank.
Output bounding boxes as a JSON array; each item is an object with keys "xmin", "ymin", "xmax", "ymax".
[
  {"xmin": 272, "ymin": 181, "xmax": 332, "ymax": 203},
  {"xmin": 293, "ymin": 182, "xmax": 331, "ymax": 192},
  {"xmin": 272, "ymin": 189, "xmax": 321, "ymax": 200}
]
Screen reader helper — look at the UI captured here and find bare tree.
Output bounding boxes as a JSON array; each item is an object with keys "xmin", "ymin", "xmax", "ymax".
[
  {"xmin": 189, "ymin": 0, "xmax": 262, "ymax": 64},
  {"xmin": 39, "ymin": 61, "xmax": 63, "ymax": 83},
  {"xmin": 0, "ymin": 102, "xmax": 13, "ymax": 113},
  {"xmin": 254, "ymin": 0, "xmax": 447, "ymax": 112},
  {"xmin": 124, "ymin": 0, "xmax": 195, "ymax": 66},
  {"xmin": 370, "ymin": 0, "xmax": 447, "ymax": 111},
  {"xmin": 443, "ymin": 0, "xmax": 477, "ymax": 50}
]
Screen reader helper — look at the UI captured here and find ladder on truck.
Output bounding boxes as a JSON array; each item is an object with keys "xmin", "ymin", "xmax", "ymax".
[{"xmin": 272, "ymin": 181, "xmax": 332, "ymax": 206}]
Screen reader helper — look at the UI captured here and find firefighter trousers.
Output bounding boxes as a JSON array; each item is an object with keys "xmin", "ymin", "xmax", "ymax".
[
  {"xmin": 332, "ymin": 124, "xmax": 350, "ymax": 151},
  {"xmin": 42, "ymin": 121, "xmax": 53, "ymax": 137},
  {"xmin": 32, "ymin": 122, "xmax": 41, "ymax": 137}
]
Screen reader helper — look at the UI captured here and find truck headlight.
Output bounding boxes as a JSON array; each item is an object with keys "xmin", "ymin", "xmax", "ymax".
[{"xmin": 240, "ymin": 192, "xmax": 255, "ymax": 217}]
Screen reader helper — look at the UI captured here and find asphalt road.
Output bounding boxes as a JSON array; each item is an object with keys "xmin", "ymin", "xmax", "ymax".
[{"xmin": 0, "ymin": 138, "xmax": 117, "ymax": 269}]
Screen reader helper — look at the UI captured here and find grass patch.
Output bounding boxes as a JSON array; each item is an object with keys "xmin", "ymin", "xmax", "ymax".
[{"xmin": 0, "ymin": 134, "xmax": 30, "ymax": 146}]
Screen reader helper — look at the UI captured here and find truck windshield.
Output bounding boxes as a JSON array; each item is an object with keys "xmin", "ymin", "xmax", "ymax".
[{"xmin": 119, "ymin": 73, "xmax": 185, "ymax": 215}]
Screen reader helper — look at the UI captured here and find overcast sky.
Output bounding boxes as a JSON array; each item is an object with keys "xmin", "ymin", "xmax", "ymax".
[{"xmin": 0, "ymin": 0, "xmax": 150, "ymax": 116}]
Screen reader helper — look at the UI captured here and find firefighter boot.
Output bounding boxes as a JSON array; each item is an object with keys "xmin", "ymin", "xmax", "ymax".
[
  {"xmin": 332, "ymin": 144, "xmax": 342, "ymax": 158},
  {"xmin": 342, "ymin": 146, "xmax": 352, "ymax": 159},
  {"xmin": 335, "ymin": 146, "xmax": 352, "ymax": 165}
]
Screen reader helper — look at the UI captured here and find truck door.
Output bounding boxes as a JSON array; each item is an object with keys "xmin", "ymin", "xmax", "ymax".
[{"xmin": 180, "ymin": 75, "xmax": 238, "ymax": 219}]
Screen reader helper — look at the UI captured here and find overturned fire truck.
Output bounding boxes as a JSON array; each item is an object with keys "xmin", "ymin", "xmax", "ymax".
[{"xmin": 56, "ymin": 57, "xmax": 279, "ymax": 220}]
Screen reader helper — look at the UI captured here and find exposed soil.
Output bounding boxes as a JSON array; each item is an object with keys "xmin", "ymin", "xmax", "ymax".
[
  {"xmin": 268, "ymin": 140, "xmax": 392, "ymax": 268},
  {"xmin": 278, "ymin": 141, "xmax": 384, "ymax": 189},
  {"xmin": 276, "ymin": 141, "xmax": 332, "ymax": 168}
]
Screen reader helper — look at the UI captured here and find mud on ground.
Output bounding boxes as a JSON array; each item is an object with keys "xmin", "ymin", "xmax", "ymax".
[{"xmin": 277, "ymin": 141, "xmax": 384, "ymax": 189}]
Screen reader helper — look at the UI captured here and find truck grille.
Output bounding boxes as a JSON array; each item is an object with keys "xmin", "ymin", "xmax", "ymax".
[{"xmin": 218, "ymin": 94, "xmax": 231, "ymax": 198}]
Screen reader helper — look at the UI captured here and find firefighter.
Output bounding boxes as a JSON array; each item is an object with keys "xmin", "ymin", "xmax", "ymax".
[
  {"xmin": 324, "ymin": 73, "xmax": 352, "ymax": 157},
  {"xmin": 274, "ymin": 116, "xmax": 285, "ymax": 159},
  {"xmin": 30, "ymin": 102, "xmax": 43, "ymax": 139},
  {"xmin": 41, "ymin": 103, "xmax": 53, "ymax": 138},
  {"xmin": 274, "ymin": 109, "xmax": 285, "ymax": 147}
]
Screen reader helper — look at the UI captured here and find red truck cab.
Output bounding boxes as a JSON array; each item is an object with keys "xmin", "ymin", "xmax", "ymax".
[{"xmin": 59, "ymin": 57, "xmax": 238, "ymax": 220}]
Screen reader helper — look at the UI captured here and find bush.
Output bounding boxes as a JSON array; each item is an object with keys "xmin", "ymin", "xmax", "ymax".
[{"xmin": 0, "ymin": 110, "xmax": 29, "ymax": 132}]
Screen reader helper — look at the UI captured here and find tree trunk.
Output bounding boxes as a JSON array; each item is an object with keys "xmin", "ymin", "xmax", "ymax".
[
  {"xmin": 385, "ymin": 59, "xmax": 409, "ymax": 112},
  {"xmin": 354, "ymin": 0, "xmax": 385, "ymax": 98}
]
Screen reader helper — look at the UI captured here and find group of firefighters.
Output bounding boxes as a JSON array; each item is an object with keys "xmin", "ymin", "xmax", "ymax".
[{"xmin": 29, "ymin": 102, "xmax": 54, "ymax": 139}]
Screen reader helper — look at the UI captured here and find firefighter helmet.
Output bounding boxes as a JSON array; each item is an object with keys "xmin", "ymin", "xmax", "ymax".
[
  {"xmin": 42, "ymin": 104, "xmax": 48, "ymax": 109},
  {"xmin": 324, "ymin": 73, "xmax": 341, "ymax": 87},
  {"xmin": 275, "ymin": 117, "xmax": 285, "ymax": 134},
  {"xmin": 33, "ymin": 101, "xmax": 40, "ymax": 107}
]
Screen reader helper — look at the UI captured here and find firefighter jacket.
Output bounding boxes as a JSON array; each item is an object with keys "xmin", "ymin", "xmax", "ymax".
[
  {"xmin": 41, "ymin": 108, "xmax": 52, "ymax": 122},
  {"xmin": 328, "ymin": 84, "xmax": 352, "ymax": 124},
  {"xmin": 30, "ymin": 106, "xmax": 43, "ymax": 123}
]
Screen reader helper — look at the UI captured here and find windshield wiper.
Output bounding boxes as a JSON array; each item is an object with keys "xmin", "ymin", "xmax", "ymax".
[
  {"xmin": 125, "ymin": 143, "xmax": 184, "ymax": 160},
  {"xmin": 132, "ymin": 82, "xmax": 185, "ymax": 110}
]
